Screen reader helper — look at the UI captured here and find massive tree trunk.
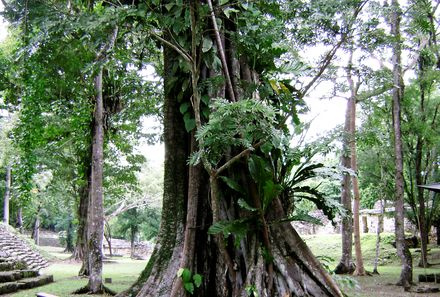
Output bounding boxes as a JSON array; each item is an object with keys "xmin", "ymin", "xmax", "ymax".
[
  {"xmin": 2, "ymin": 165, "xmax": 11, "ymax": 225},
  {"xmin": 119, "ymin": 2, "xmax": 343, "ymax": 296},
  {"xmin": 334, "ymin": 98, "xmax": 354, "ymax": 275},
  {"xmin": 118, "ymin": 43, "xmax": 189, "ymax": 297},
  {"xmin": 390, "ymin": 0, "xmax": 413, "ymax": 288}
]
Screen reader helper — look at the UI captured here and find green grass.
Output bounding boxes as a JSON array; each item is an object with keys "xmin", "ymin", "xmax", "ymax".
[
  {"xmin": 304, "ymin": 233, "xmax": 440, "ymax": 297},
  {"xmin": 11, "ymin": 247, "xmax": 148, "ymax": 297},
  {"xmin": 10, "ymin": 235, "xmax": 440, "ymax": 297}
]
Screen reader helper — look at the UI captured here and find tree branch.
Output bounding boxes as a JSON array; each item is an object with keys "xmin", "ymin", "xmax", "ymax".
[
  {"xmin": 215, "ymin": 140, "xmax": 264, "ymax": 177},
  {"xmin": 151, "ymin": 32, "xmax": 193, "ymax": 64},
  {"xmin": 302, "ymin": 1, "xmax": 366, "ymax": 98},
  {"xmin": 207, "ymin": 0, "xmax": 236, "ymax": 102}
]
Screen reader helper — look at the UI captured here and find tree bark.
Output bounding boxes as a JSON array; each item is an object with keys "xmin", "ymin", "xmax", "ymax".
[
  {"xmin": 362, "ymin": 216, "xmax": 369, "ymax": 233},
  {"xmin": 334, "ymin": 98, "xmax": 354, "ymax": 275},
  {"xmin": 105, "ymin": 220, "xmax": 113, "ymax": 257},
  {"xmin": 75, "ymin": 179, "xmax": 90, "ymax": 276},
  {"xmin": 2, "ymin": 165, "xmax": 11, "ymax": 225},
  {"xmin": 415, "ymin": 127, "xmax": 428, "ymax": 268},
  {"xmin": 436, "ymin": 220, "xmax": 440, "ymax": 245},
  {"xmin": 32, "ymin": 213, "xmax": 40, "ymax": 246},
  {"xmin": 65, "ymin": 219, "xmax": 75, "ymax": 253},
  {"xmin": 373, "ymin": 200, "xmax": 384, "ymax": 274},
  {"xmin": 86, "ymin": 66, "xmax": 106, "ymax": 294},
  {"xmin": 16, "ymin": 207, "xmax": 23, "ymax": 232},
  {"xmin": 118, "ymin": 42, "xmax": 188, "ymax": 297},
  {"xmin": 347, "ymin": 45, "xmax": 366, "ymax": 276},
  {"xmin": 390, "ymin": 0, "xmax": 413, "ymax": 287}
]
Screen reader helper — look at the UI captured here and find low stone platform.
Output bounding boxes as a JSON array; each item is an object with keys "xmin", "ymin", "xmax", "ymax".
[
  {"xmin": 0, "ymin": 224, "xmax": 53, "ymax": 295},
  {"xmin": 0, "ymin": 257, "xmax": 53, "ymax": 295}
]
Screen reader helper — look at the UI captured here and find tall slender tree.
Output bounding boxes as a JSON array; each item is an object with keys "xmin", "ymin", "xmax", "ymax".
[
  {"xmin": 2, "ymin": 165, "xmax": 11, "ymax": 224},
  {"xmin": 346, "ymin": 44, "xmax": 366, "ymax": 276},
  {"xmin": 390, "ymin": 0, "xmax": 413, "ymax": 288}
]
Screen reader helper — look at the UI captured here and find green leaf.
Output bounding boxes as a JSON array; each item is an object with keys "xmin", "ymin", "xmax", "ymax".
[
  {"xmin": 223, "ymin": 7, "xmax": 239, "ymax": 18},
  {"xmin": 202, "ymin": 37, "xmax": 213, "ymax": 53},
  {"xmin": 180, "ymin": 268, "xmax": 192, "ymax": 283},
  {"xmin": 260, "ymin": 142, "xmax": 272, "ymax": 154},
  {"xmin": 248, "ymin": 155, "xmax": 272, "ymax": 186},
  {"xmin": 165, "ymin": 3, "xmax": 174, "ymax": 11},
  {"xmin": 219, "ymin": 0, "xmax": 229, "ymax": 5},
  {"xmin": 183, "ymin": 113, "xmax": 196, "ymax": 132},
  {"xmin": 262, "ymin": 180, "xmax": 282, "ymax": 210},
  {"xmin": 220, "ymin": 176, "xmax": 243, "ymax": 193},
  {"xmin": 208, "ymin": 219, "xmax": 250, "ymax": 240},
  {"xmin": 184, "ymin": 282, "xmax": 194, "ymax": 294},
  {"xmin": 180, "ymin": 102, "xmax": 190, "ymax": 114},
  {"xmin": 193, "ymin": 274, "xmax": 202, "ymax": 287},
  {"xmin": 177, "ymin": 268, "xmax": 185, "ymax": 277},
  {"xmin": 238, "ymin": 198, "xmax": 257, "ymax": 212}
]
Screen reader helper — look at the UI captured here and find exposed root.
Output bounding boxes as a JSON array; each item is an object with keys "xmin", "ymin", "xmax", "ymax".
[
  {"xmin": 72, "ymin": 285, "xmax": 116, "ymax": 295},
  {"xmin": 334, "ymin": 262, "xmax": 355, "ymax": 275}
]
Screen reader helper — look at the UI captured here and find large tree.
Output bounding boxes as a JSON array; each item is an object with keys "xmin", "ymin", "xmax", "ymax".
[{"xmin": 119, "ymin": 1, "xmax": 367, "ymax": 296}]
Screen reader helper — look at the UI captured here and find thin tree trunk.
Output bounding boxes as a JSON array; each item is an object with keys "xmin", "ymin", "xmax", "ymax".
[
  {"xmin": 76, "ymin": 181, "xmax": 90, "ymax": 276},
  {"xmin": 416, "ymin": 40, "xmax": 429, "ymax": 268},
  {"xmin": 335, "ymin": 98, "xmax": 354, "ymax": 275},
  {"xmin": 16, "ymin": 208, "xmax": 23, "ymax": 232},
  {"xmin": 362, "ymin": 216, "xmax": 369, "ymax": 233},
  {"xmin": 65, "ymin": 219, "xmax": 75, "ymax": 253},
  {"xmin": 169, "ymin": 134, "xmax": 202, "ymax": 297},
  {"xmin": 347, "ymin": 45, "xmax": 366, "ymax": 276},
  {"xmin": 373, "ymin": 200, "xmax": 384, "ymax": 274},
  {"xmin": 2, "ymin": 165, "xmax": 11, "ymax": 225},
  {"xmin": 391, "ymin": 0, "xmax": 413, "ymax": 287},
  {"xmin": 74, "ymin": 143, "xmax": 92, "ymax": 275},
  {"xmin": 416, "ymin": 136, "xmax": 428, "ymax": 268},
  {"xmin": 33, "ymin": 214, "xmax": 40, "ymax": 246},
  {"xmin": 104, "ymin": 221, "xmax": 113, "ymax": 257},
  {"xmin": 436, "ymin": 220, "xmax": 440, "ymax": 245},
  {"xmin": 74, "ymin": 26, "xmax": 119, "ymax": 295}
]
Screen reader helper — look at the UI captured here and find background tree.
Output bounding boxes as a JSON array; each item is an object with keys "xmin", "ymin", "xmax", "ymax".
[{"xmin": 390, "ymin": 0, "xmax": 413, "ymax": 287}]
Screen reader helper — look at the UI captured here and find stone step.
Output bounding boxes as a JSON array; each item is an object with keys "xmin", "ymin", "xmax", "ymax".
[
  {"xmin": 0, "ymin": 274, "xmax": 53, "ymax": 295},
  {"xmin": 0, "ymin": 271, "xmax": 22, "ymax": 282},
  {"xmin": 0, "ymin": 281, "xmax": 19, "ymax": 295},
  {"xmin": 0, "ymin": 261, "xmax": 16, "ymax": 271},
  {"xmin": 0, "ymin": 269, "xmax": 39, "ymax": 282},
  {"xmin": 17, "ymin": 274, "xmax": 54, "ymax": 290}
]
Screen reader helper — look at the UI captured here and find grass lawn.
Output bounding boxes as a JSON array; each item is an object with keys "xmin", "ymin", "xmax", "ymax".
[
  {"xmin": 303, "ymin": 233, "xmax": 440, "ymax": 297},
  {"xmin": 8, "ymin": 234, "xmax": 440, "ymax": 296},
  {"xmin": 10, "ymin": 246, "xmax": 148, "ymax": 297}
]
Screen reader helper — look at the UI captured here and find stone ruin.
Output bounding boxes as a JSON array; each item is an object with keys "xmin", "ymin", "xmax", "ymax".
[{"xmin": 0, "ymin": 223, "xmax": 53, "ymax": 295}]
